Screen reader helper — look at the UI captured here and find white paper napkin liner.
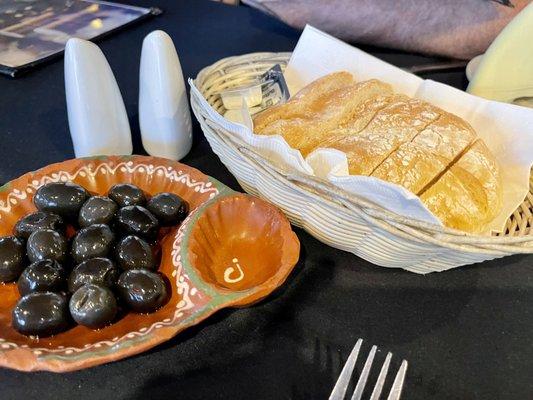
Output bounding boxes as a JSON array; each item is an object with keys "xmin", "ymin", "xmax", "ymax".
[
  {"xmin": 305, "ymin": 148, "xmax": 349, "ymax": 177},
  {"xmin": 283, "ymin": 26, "xmax": 423, "ymax": 97}
]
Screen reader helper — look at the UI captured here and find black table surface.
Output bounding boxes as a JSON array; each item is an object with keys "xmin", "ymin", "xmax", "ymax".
[{"xmin": 0, "ymin": 1, "xmax": 532, "ymax": 399}]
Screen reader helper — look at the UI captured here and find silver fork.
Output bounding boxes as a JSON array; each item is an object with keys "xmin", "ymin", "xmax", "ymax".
[{"xmin": 329, "ymin": 339, "xmax": 408, "ymax": 400}]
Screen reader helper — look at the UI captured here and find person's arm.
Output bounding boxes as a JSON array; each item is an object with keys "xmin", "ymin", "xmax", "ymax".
[{"xmin": 243, "ymin": 0, "xmax": 530, "ymax": 59}]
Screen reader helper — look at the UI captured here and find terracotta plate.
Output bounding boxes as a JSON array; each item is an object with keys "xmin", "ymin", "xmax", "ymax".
[{"xmin": 0, "ymin": 155, "xmax": 300, "ymax": 372}]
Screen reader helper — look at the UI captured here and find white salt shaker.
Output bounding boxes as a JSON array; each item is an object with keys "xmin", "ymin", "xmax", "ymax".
[
  {"xmin": 64, "ymin": 38, "xmax": 132, "ymax": 157},
  {"xmin": 139, "ymin": 30, "xmax": 192, "ymax": 160}
]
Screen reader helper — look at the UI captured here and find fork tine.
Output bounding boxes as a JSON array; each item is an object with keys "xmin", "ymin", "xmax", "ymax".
[
  {"xmin": 386, "ymin": 360, "xmax": 408, "ymax": 400},
  {"xmin": 369, "ymin": 352, "xmax": 392, "ymax": 400},
  {"xmin": 328, "ymin": 339, "xmax": 363, "ymax": 400},
  {"xmin": 350, "ymin": 345, "xmax": 377, "ymax": 400}
]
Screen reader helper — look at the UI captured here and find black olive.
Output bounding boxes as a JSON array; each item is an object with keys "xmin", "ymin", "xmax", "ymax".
[
  {"xmin": 12, "ymin": 292, "xmax": 69, "ymax": 337},
  {"xmin": 14, "ymin": 211, "xmax": 65, "ymax": 239},
  {"xmin": 146, "ymin": 193, "xmax": 189, "ymax": 226},
  {"xmin": 26, "ymin": 229, "xmax": 67, "ymax": 263},
  {"xmin": 0, "ymin": 236, "xmax": 25, "ymax": 282},
  {"xmin": 116, "ymin": 269, "xmax": 169, "ymax": 313},
  {"xmin": 71, "ymin": 224, "xmax": 114, "ymax": 263},
  {"xmin": 115, "ymin": 206, "xmax": 159, "ymax": 240},
  {"xmin": 17, "ymin": 260, "xmax": 66, "ymax": 296},
  {"xmin": 69, "ymin": 284, "xmax": 118, "ymax": 329},
  {"xmin": 115, "ymin": 235, "xmax": 156, "ymax": 271},
  {"xmin": 33, "ymin": 182, "xmax": 89, "ymax": 220},
  {"xmin": 107, "ymin": 184, "xmax": 146, "ymax": 207},
  {"xmin": 78, "ymin": 196, "xmax": 118, "ymax": 227},
  {"xmin": 68, "ymin": 257, "xmax": 119, "ymax": 292}
]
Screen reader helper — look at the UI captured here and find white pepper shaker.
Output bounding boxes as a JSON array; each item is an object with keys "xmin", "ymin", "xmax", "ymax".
[
  {"xmin": 65, "ymin": 38, "xmax": 132, "ymax": 158},
  {"xmin": 139, "ymin": 30, "xmax": 192, "ymax": 160}
]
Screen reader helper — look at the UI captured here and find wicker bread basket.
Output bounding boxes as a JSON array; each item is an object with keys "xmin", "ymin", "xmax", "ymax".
[{"xmin": 190, "ymin": 52, "xmax": 533, "ymax": 273}]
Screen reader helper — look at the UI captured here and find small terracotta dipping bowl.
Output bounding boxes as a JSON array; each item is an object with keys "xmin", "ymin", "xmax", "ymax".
[
  {"xmin": 0, "ymin": 156, "xmax": 300, "ymax": 372},
  {"xmin": 184, "ymin": 194, "xmax": 300, "ymax": 307}
]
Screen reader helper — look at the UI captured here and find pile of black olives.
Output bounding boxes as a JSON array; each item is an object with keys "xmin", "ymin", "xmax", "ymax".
[{"xmin": 0, "ymin": 182, "xmax": 189, "ymax": 337}]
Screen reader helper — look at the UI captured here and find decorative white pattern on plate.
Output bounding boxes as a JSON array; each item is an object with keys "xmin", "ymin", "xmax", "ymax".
[{"xmin": 0, "ymin": 160, "xmax": 218, "ymax": 214}]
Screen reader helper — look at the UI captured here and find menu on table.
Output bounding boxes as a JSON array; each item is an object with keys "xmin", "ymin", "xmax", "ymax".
[{"xmin": 0, "ymin": 0, "xmax": 156, "ymax": 77}]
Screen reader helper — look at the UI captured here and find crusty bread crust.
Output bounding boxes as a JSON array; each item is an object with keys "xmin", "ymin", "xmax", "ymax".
[
  {"xmin": 256, "ymin": 79, "xmax": 393, "ymax": 155},
  {"xmin": 316, "ymin": 96, "xmax": 440, "ymax": 175},
  {"xmin": 420, "ymin": 140, "xmax": 502, "ymax": 233},
  {"xmin": 372, "ymin": 112, "xmax": 477, "ymax": 194},
  {"xmin": 253, "ymin": 71, "xmax": 354, "ymax": 131}
]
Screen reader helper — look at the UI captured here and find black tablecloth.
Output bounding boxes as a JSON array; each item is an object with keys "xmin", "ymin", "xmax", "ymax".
[{"xmin": 0, "ymin": 1, "xmax": 532, "ymax": 399}]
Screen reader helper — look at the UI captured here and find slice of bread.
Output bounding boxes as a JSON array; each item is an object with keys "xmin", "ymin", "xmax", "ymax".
[
  {"xmin": 371, "ymin": 112, "xmax": 477, "ymax": 194},
  {"xmin": 420, "ymin": 140, "xmax": 502, "ymax": 233}
]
